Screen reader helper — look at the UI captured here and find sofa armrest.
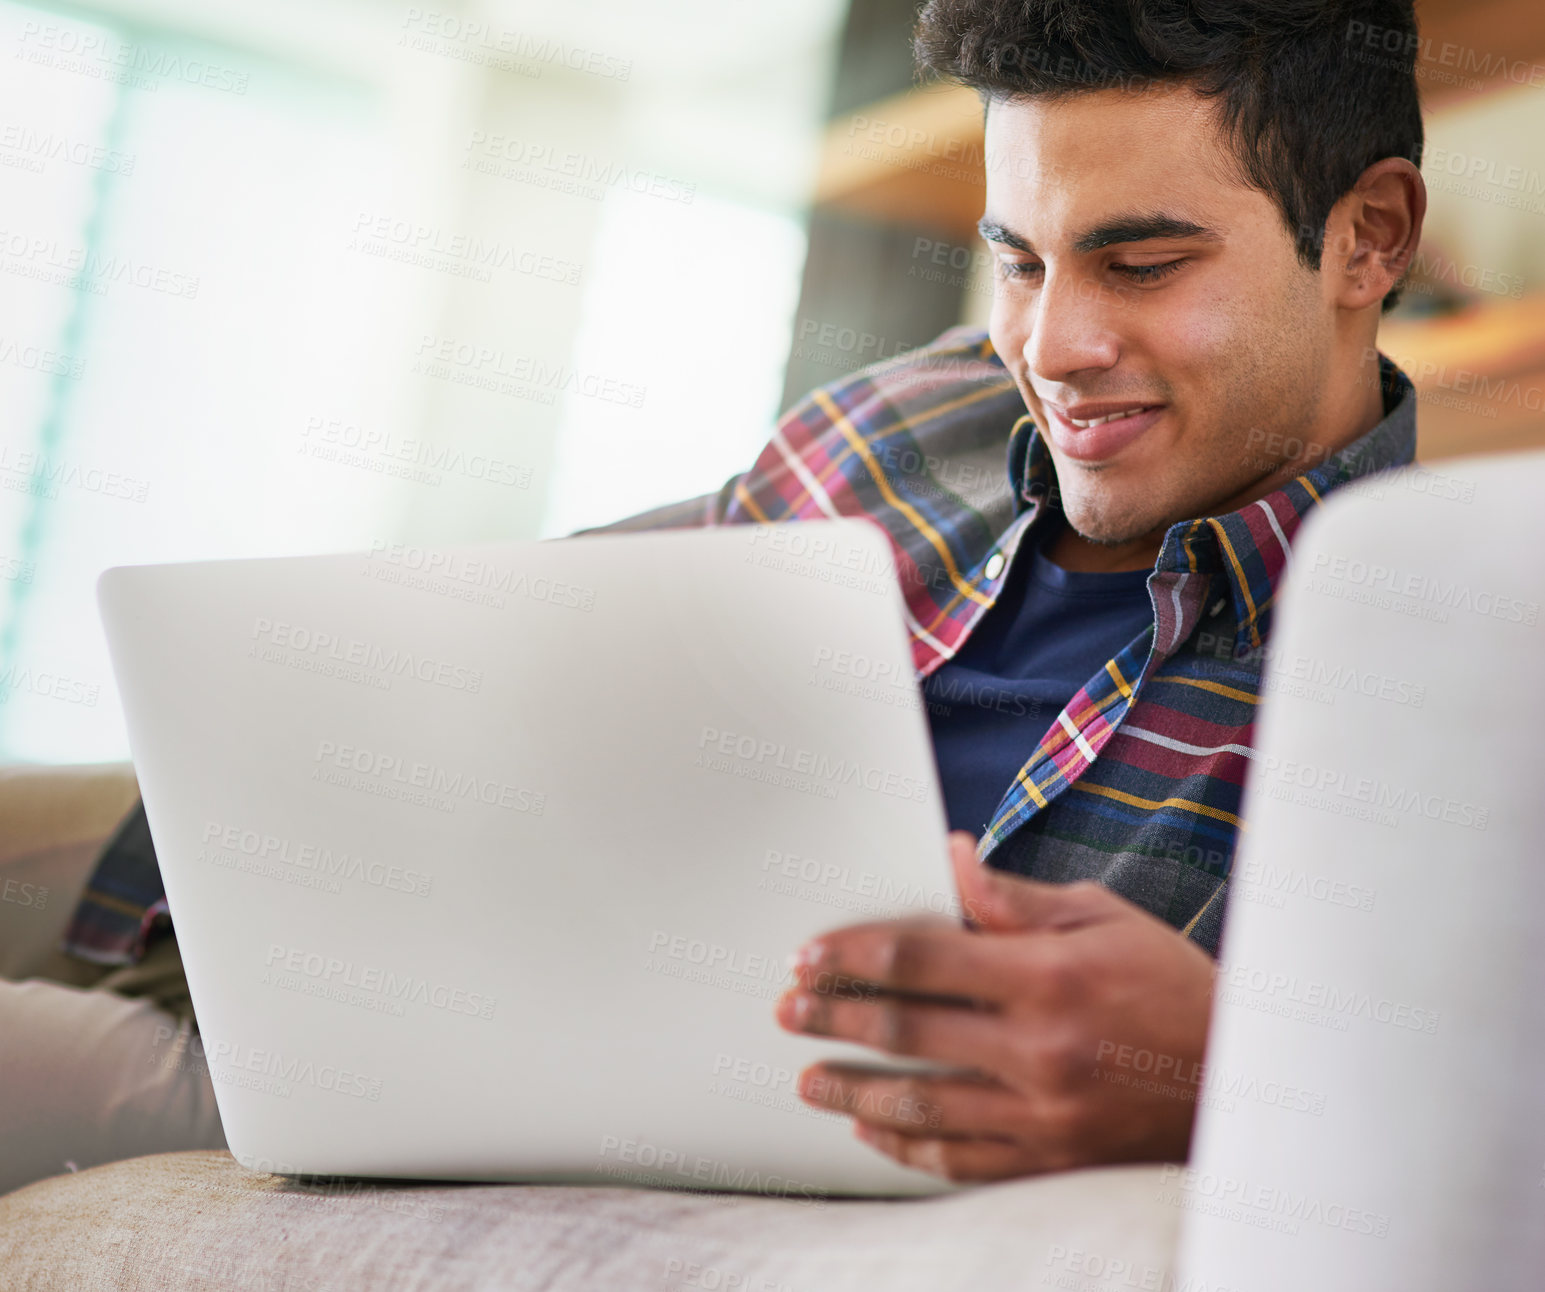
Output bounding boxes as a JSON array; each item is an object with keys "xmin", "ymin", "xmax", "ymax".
[
  {"xmin": 0, "ymin": 762, "xmax": 140, "ymax": 868},
  {"xmin": 0, "ymin": 761, "xmax": 140, "ymax": 980}
]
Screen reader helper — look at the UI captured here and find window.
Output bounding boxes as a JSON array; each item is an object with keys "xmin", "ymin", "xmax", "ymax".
[{"xmin": 0, "ymin": 0, "xmax": 844, "ymax": 764}]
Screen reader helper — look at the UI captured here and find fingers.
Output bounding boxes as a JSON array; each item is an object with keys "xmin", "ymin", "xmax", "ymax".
[
  {"xmin": 783, "ymin": 839, "xmax": 1123, "ymax": 1001},
  {"xmin": 949, "ymin": 831, "xmax": 1115, "ymax": 933},
  {"xmin": 788, "ymin": 917, "xmax": 1016, "ymax": 1004},
  {"xmin": 797, "ymin": 1063, "xmax": 1024, "ymax": 1139},
  {"xmin": 775, "ymin": 982, "xmax": 1007, "ymax": 1068},
  {"xmin": 853, "ymin": 1124, "xmax": 1042, "ymax": 1183}
]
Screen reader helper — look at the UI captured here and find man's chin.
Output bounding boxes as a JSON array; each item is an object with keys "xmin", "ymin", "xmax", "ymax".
[
  {"xmin": 1068, "ymin": 526, "xmax": 1155, "ymax": 550},
  {"xmin": 1058, "ymin": 498, "xmax": 1168, "ymax": 549}
]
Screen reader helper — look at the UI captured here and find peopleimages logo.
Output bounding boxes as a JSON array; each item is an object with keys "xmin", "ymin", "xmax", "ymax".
[
  {"xmin": 412, "ymin": 333, "xmax": 647, "ymax": 407},
  {"xmin": 810, "ymin": 644, "xmax": 910, "ymax": 690},
  {"xmin": 759, "ymin": 848, "xmax": 957, "ymax": 916},
  {"xmin": 313, "ymin": 739, "xmax": 546, "ymax": 815},
  {"xmin": 1259, "ymin": 755, "xmax": 1489, "ymax": 832},
  {"xmin": 0, "ymin": 443, "xmax": 150, "ymax": 502},
  {"xmin": 1365, "ymin": 345, "xmax": 1545, "ymax": 417},
  {"xmin": 461, "ymin": 133, "xmax": 693, "ymax": 205},
  {"xmin": 695, "ymin": 726, "xmax": 927, "ymax": 803},
  {"xmin": 0, "ymin": 124, "xmax": 136, "ymax": 175},
  {"xmin": 348, "ymin": 212, "xmax": 582, "ymax": 286},
  {"xmin": 251, "ymin": 617, "xmax": 484, "ymax": 693},
  {"xmin": 1045, "ymin": 1245, "xmax": 1239, "ymax": 1292},
  {"xmin": 1222, "ymin": 963, "xmax": 1441, "ymax": 1034},
  {"xmin": 366, "ymin": 540, "xmax": 596, "ymax": 611},
  {"xmin": 0, "ymin": 228, "xmax": 200, "ymax": 298},
  {"xmin": 198, "ymin": 1037, "xmax": 384, "ymax": 1101},
  {"xmin": 1, "ymin": 878, "xmax": 48, "ymax": 910},
  {"xmin": 263, "ymin": 943, "xmax": 495, "ymax": 1020},
  {"xmin": 1308, "ymin": 551, "xmax": 1540, "ymax": 627},
  {"xmin": 596, "ymin": 1135, "xmax": 825, "ymax": 1204},
  {"xmin": 302, "ymin": 416, "xmax": 535, "ymax": 489},
  {"xmin": 401, "ymin": 8, "xmax": 633, "ymax": 81},
  {"xmin": 0, "ymin": 663, "xmax": 99, "ymax": 709},
  {"xmin": 0, "ymin": 334, "xmax": 86, "ymax": 379},
  {"xmin": 1234, "ymin": 857, "xmax": 1377, "ymax": 914},
  {"xmin": 16, "ymin": 20, "xmax": 250, "ymax": 94},
  {"xmin": 1196, "ymin": 634, "xmax": 1427, "ymax": 710},
  {"xmin": 1093, "ymin": 1040, "xmax": 1330, "ymax": 1117},
  {"xmin": 200, "ymin": 821, "xmax": 432, "ymax": 897},
  {"xmin": 646, "ymin": 930, "xmax": 788, "ymax": 986},
  {"xmin": 1157, "ymin": 1164, "xmax": 1391, "ymax": 1239}
]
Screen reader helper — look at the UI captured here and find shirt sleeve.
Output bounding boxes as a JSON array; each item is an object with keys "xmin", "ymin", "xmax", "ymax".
[{"xmin": 568, "ymin": 470, "xmax": 745, "ymax": 536}]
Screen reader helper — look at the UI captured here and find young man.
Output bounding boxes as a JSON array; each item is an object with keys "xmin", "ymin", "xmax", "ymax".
[
  {"xmin": 2, "ymin": 0, "xmax": 1424, "ymax": 1193},
  {"xmin": 767, "ymin": 0, "xmax": 1425, "ymax": 1180}
]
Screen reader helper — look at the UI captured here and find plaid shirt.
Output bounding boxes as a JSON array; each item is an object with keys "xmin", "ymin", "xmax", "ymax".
[{"xmin": 64, "ymin": 325, "xmax": 1416, "ymax": 965}]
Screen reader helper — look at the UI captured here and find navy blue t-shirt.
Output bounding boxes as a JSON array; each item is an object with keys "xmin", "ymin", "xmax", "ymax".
[{"xmin": 924, "ymin": 517, "xmax": 1155, "ymax": 836}]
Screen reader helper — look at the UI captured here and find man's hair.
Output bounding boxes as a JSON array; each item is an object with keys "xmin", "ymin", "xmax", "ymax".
[{"xmin": 914, "ymin": 0, "xmax": 1424, "ymax": 311}]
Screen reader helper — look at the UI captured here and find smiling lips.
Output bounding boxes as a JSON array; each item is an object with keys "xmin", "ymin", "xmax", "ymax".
[
  {"xmin": 1043, "ymin": 401, "xmax": 1165, "ymax": 462},
  {"xmin": 1066, "ymin": 406, "xmax": 1150, "ymax": 428}
]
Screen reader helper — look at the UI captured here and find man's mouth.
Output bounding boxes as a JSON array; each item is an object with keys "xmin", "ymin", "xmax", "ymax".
[
  {"xmin": 1065, "ymin": 405, "xmax": 1153, "ymax": 428},
  {"xmin": 1042, "ymin": 401, "xmax": 1166, "ymax": 462}
]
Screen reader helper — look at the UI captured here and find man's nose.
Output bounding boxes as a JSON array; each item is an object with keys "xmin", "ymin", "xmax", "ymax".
[{"xmin": 1020, "ymin": 268, "xmax": 1122, "ymax": 383}]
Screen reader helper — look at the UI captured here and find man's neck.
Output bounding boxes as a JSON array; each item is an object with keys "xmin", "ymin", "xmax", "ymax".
[
  {"xmin": 1044, "ymin": 522, "xmax": 1167, "ymax": 574},
  {"xmin": 1046, "ymin": 347, "xmax": 1390, "ymax": 575}
]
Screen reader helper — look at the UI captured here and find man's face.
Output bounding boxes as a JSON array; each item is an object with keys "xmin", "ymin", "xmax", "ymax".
[{"xmin": 983, "ymin": 85, "xmax": 1335, "ymax": 547}]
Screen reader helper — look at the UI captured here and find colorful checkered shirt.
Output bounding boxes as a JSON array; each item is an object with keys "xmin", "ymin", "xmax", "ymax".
[{"xmin": 63, "ymin": 325, "xmax": 1416, "ymax": 964}]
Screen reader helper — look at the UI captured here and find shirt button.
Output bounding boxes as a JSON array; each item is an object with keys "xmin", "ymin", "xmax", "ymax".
[{"xmin": 984, "ymin": 552, "xmax": 1006, "ymax": 580}]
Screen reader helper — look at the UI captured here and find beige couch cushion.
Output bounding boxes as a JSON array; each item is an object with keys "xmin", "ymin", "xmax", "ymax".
[
  {"xmin": 0, "ymin": 762, "xmax": 140, "ymax": 982},
  {"xmin": 0, "ymin": 1151, "xmax": 1179, "ymax": 1291},
  {"xmin": 0, "ymin": 761, "xmax": 139, "ymax": 866}
]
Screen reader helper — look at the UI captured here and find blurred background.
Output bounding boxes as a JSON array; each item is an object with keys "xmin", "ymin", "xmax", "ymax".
[{"xmin": 1, "ymin": 0, "xmax": 1540, "ymax": 764}]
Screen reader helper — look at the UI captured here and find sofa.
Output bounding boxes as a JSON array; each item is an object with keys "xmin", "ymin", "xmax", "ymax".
[
  {"xmin": 0, "ymin": 761, "xmax": 1180, "ymax": 1289},
  {"xmin": 3, "ymin": 451, "xmax": 1544, "ymax": 1290}
]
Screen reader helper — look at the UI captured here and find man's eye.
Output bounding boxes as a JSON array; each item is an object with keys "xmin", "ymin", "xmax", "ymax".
[
  {"xmin": 997, "ymin": 260, "xmax": 1042, "ymax": 281},
  {"xmin": 1113, "ymin": 260, "xmax": 1184, "ymax": 283}
]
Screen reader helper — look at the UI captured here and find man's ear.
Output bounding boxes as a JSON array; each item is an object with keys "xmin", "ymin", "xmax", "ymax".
[{"xmin": 1321, "ymin": 157, "xmax": 1427, "ymax": 312}]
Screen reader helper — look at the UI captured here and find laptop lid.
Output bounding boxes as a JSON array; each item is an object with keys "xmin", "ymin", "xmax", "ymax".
[{"xmin": 97, "ymin": 519, "xmax": 960, "ymax": 1197}]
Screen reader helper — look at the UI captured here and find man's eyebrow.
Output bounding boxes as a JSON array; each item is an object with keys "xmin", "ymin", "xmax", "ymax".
[
  {"xmin": 976, "ymin": 214, "xmax": 1221, "ymax": 255},
  {"xmin": 1073, "ymin": 215, "xmax": 1221, "ymax": 254},
  {"xmin": 977, "ymin": 217, "xmax": 1032, "ymax": 252}
]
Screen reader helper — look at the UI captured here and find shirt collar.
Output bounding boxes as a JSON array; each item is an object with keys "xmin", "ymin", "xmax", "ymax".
[{"xmin": 1004, "ymin": 354, "xmax": 1419, "ymax": 652}]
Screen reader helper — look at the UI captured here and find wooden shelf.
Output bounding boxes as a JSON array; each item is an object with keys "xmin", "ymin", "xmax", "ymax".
[
  {"xmin": 1417, "ymin": 0, "xmax": 1545, "ymax": 112},
  {"xmin": 1383, "ymin": 295, "xmax": 1545, "ymax": 462},
  {"xmin": 814, "ymin": 0, "xmax": 1545, "ymax": 235},
  {"xmin": 815, "ymin": 82, "xmax": 984, "ymax": 239},
  {"xmin": 1383, "ymin": 293, "xmax": 1545, "ymax": 378}
]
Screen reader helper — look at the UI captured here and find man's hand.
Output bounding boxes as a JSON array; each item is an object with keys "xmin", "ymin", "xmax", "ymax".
[{"xmin": 773, "ymin": 832, "xmax": 1217, "ymax": 1182}]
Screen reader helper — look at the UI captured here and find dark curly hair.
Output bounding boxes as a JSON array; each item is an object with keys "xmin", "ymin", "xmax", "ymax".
[{"xmin": 915, "ymin": 1, "xmax": 1424, "ymax": 310}]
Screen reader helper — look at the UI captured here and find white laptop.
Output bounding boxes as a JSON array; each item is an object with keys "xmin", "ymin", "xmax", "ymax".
[{"xmin": 97, "ymin": 519, "xmax": 961, "ymax": 1198}]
